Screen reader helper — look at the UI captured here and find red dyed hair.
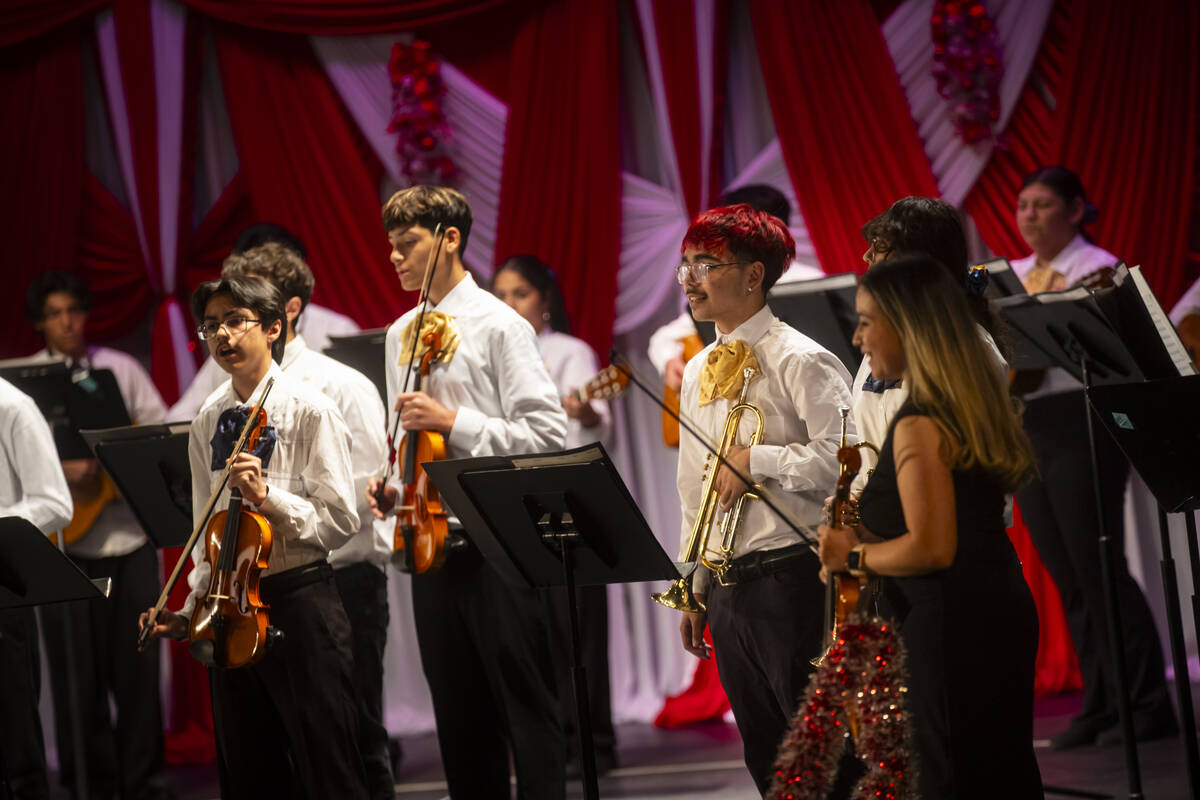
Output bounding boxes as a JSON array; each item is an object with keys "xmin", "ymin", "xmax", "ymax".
[{"xmin": 681, "ymin": 203, "xmax": 796, "ymax": 291}]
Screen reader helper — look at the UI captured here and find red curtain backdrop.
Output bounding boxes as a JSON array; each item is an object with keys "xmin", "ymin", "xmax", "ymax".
[
  {"xmin": 492, "ymin": 0, "xmax": 622, "ymax": 358},
  {"xmin": 177, "ymin": 0, "xmax": 507, "ymax": 35},
  {"xmin": 747, "ymin": 0, "xmax": 941, "ymax": 276},
  {"xmin": 0, "ymin": 0, "xmax": 105, "ymax": 47},
  {"xmin": 213, "ymin": 23, "xmax": 406, "ymax": 329}
]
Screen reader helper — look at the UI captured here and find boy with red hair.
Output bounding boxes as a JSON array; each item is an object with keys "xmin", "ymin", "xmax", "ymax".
[{"xmin": 671, "ymin": 204, "xmax": 854, "ymax": 793}]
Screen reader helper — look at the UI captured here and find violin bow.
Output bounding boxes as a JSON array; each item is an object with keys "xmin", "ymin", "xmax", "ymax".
[
  {"xmin": 138, "ymin": 377, "xmax": 276, "ymax": 648},
  {"xmin": 377, "ymin": 224, "xmax": 447, "ymax": 495},
  {"xmin": 608, "ymin": 350, "xmax": 819, "ymax": 550}
]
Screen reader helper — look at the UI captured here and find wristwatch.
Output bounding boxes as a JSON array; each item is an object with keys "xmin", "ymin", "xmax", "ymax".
[{"xmin": 846, "ymin": 544, "xmax": 867, "ymax": 578}]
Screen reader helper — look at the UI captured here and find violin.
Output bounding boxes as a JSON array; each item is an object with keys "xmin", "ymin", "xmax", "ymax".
[
  {"xmin": 187, "ymin": 404, "xmax": 277, "ymax": 669},
  {"xmin": 393, "ymin": 331, "xmax": 451, "ymax": 573},
  {"xmin": 138, "ymin": 378, "xmax": 277, "ymax": 658}
]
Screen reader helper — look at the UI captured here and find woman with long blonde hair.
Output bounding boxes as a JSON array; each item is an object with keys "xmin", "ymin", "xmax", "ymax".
[{"xmin": 819, "ymin": 254, "xmax": 1042, "ymax": 799}]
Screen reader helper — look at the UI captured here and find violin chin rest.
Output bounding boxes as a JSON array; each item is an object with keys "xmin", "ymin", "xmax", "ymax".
[
  {"xmin": 189, "ymin": 638, "xmax": 215, "ymax": 667},
  {"xmin": 266, "ymin": 626, "xmax": 285, "ymax": 652},
  {"xmin": 446, "ymin": 532, "xmax": 468, "ymax": 552}
]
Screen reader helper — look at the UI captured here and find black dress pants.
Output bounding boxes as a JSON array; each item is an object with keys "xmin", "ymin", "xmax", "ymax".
[
  {"xmin": 1017, "ymin": 392, "xmax": 1174, "ymax": 726},
  {"xmin": 412, "ymin": 539, "xmax": 565, "ymax": 800},
  {"xmin": 0, "ymin": 607, "xmax": 48, "ymax": 800},
  {"xmin": 544, "ymin": 584, "xmax": 615, "ymax": 763},
  {"xmin": 40, "ymin": 542, "xmax": 167, "ymax": 800},
  {"xmin": 333, "ymin": 562, "xmax": 394, "ymax": 800},
  {"xmin": 705, "ymin": 550, "xmax": 825, "ymax": 796},
  {"xmin": 208, "ymin": 564, "xmax": 368, "ymax": 800}
]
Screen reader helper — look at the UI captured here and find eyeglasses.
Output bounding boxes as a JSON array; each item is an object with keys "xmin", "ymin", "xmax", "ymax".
[
  {"xmin": 197, "ymin": 316, "xmax": 262, "ymax": 341},
  {"xmin": 675, "ymin": 260, "xmax": 745, "ymax": 285},
  {"xmin": 864, "ymin": 237, "xmax": 891, "ymax": 265}
]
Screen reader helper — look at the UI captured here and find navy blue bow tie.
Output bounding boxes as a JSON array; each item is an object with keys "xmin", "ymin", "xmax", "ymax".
[
  {"xmin": 861, "ymin": 373, "xmax": 903, "ymax": 394},
  {"xmin": 210, "ymin": 406, "xmax": 277, "ymax": 471}
]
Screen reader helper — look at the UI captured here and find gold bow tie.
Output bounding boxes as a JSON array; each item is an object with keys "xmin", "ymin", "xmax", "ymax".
[
  {"xmin": 1021, "ymin": 264, "xmax": 1067, "ymax": 295},
  {"xmin": 698, "ymin": 340, "xmax": 761, "ymax": 407},
  {"xmin": 397, "ymin": 311, "xmax": 461, "ymax": 367}
]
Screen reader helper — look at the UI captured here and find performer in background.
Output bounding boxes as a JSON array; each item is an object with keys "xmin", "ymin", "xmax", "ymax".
[
  {"xmin": 819, "ymin": 254, "xmax": 1043, "ymax": 799},
  {"xmin": 220, "ymin": 244, "xmax": 394, "ymax": 799},
  {"xmin": 491, "ymin": 254, "xmax": 617, "ymax": 775},
  {"xmin": 852, "ymin": 197, "xmax": 1008, "ymax": 474},
  {"xmin": 672, "ymin": 204, "xmax": 853, "ymax": 794},
  {"xmin": 167, "ymin": 223, "xmax": 360, "ymax": 422},
  {"xmin": 1011, "ymin": 166, "xmax": 1176, "ymax": 749},
  {"xmin": 648, "ymin": 185, "xmax": 823, "ymax": 398},
  {"xmin": 140, "ymin": 275, "xmax": 368, "ymax": 799},
  {"xmin": 365, "ymin": 186, "xmax": 568, "ymax": 799},
  {"xmin": 24, "ymin": 271, "xmax": 173, "ymax": 800},
  {"xmin": 0, "ymin": 377, "xmax": 72, "ymax": 800}
]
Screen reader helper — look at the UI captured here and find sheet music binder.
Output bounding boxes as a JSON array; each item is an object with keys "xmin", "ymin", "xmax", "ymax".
[
  {"xmin": 767, "ymin": 271, "xmax": 861, "ymax": 372},
  {"xmin": 80, "ymin": 423, "xmax": 193, "ymax": 548},
  {"xmin": 974, "ymin": 256, "xmax": 1025, "ymax": 298}
]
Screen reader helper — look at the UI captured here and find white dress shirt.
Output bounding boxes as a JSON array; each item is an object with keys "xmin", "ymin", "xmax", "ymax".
[
  {"xmin": 0, "ymin": 377, "xmax": 72, "ymax": 534},
  {"xmin": 280, "ymin": 336, "xmax": 391, "ymax": 570},
  {"xmin": 1011, "ymin": 235, "xmax": 1118, "ymax": 399},
  {"xmin": 1170, "ymin": 276, "xmax": 1200, "ymax": 327},
  {"xmin": 181, "ymin": 363, "xmax": 359, "ymax": 619},
  {"xmin": 537, "ymin": 328, "xmax": 612, "ymax": 451},
  {"xmin": 32, "ymin": 346, "xmax": 167, "ymax": 558},
  {"xmin": 676, "ymin": 305, "xmax": 853, "ymax": 593},
  {"xmin": 384, "ymin": 274, "xmax": 567, "ymax": 487},
  {"xmin": 647, "ymin": 259, "xmax": 826, "ymax": 376},
  {"xmin": 168, "ymin": 303, "xmax": 361, "ymax": 422}
]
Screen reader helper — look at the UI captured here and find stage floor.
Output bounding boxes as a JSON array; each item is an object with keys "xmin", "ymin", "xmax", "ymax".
[{"xmin": 48, "ymin": 688, "xmax": 1194, "ymax": 799}]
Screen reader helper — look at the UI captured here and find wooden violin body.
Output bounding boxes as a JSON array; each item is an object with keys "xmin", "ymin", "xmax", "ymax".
[
  {"xmin": 188, "ymin": 490, "xmax": 274, "ymax": 668},
  {"xmin": 393, "ymin": 333, "xmax": 451, "ymax": 574}
]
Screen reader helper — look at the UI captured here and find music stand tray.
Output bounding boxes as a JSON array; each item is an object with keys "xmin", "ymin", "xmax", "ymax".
[
  {"xmin": 0, "ymin": 517, "xmax": 109, "ymax": 609},
  {"xmin": 81, "ymin": 423, "xmax": 193, "ymax": 548},
  {"xmin": 975, "ymin": 257, "xmax": 1025, "ymax": 299},
  {"xmin": 767, "ymin": 271, "xmax": 861, "ymax": 373},
  {"xmin": 324, "ymin": 329, "xmax": 388, "ymax": 407}
]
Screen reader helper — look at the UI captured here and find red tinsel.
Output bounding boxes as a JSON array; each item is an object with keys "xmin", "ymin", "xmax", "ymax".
[
  {"xmin": 931, "ymin": 0, "xmax": 1004, "ymax": 145},
  {"xmin": 387, "ymin": 39, "xmax": 458, "ymax": 185},
  {"xmin": 769, "ymin": 615, "xmax": 916, "ymax": 800}
]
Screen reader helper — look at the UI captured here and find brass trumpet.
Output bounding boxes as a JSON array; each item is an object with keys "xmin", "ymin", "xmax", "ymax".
[{"xmin": 653, "ymin": 367, "xmax": 764, "ymax": 612}]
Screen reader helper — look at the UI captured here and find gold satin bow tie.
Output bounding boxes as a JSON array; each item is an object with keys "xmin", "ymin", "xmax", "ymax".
[
  {"xmin": 397, "ymin": 311, "xmax": 461, "ymax": 367},
  {"xmin": 698, "ymin": 340, "xmax": 761, "ymax": 407}
]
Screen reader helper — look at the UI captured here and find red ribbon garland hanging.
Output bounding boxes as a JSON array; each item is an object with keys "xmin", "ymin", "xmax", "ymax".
[
  {"xmin": 388, "ymin": 39, "xmax": 458, "ymax": 185},
  {"xmin": 931, "ymin": 1, "xmax": 1005, "ymax": 145}
]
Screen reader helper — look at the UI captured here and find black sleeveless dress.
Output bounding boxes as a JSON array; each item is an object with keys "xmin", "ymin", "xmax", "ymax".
[{"xmin": 858, "ymin": 403, "xmax": 1043, "ymax": 799}]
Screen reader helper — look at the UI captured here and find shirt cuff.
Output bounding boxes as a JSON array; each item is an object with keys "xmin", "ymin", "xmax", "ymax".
[
  {"xmin": 447, "ymin": 406, "xmax": 486, "ymax": 453},
  {"xmin": 749, "ymin": 443, "xmax": 783, "ymax": 483}
]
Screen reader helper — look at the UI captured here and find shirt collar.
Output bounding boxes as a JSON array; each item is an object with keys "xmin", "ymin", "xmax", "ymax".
[
  {"xmin": 281, "ymin": 335, "xmax": 307, "ymax": 370},
  {"xmin": 432, "ymin": 272, "xmax": 477, "ymax": 315},
  {"xmin": 715, "ymin": 305, "xmax": 774, "ymax": 347}
]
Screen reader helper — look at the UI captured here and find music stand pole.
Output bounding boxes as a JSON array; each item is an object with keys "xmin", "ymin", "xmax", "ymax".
[
  {"xmin": 1184, "ymin": 511, "xmax": 1200, "ymax": 657},
  {"xmin": 53, "ymin": 530, "xmax": 90, "ymax": 800},
  {"xmin": 1080, "ymin": 357, "xmax": 1142, "ymax": 799},
  {"xmin": 1155, "ymin": 507, "xmax": 1200, "ymax": 793}
]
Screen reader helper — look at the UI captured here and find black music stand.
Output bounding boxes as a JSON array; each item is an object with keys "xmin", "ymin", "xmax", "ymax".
[
  {"xmin": 768, "ymin": 272, "xmax": 861, "ymax": 373},
  {"xmin": 81, "ymin": 424, "xmax": 193, "ymax": 548},
  {"xmin": 424, "ymin": 443, "xmax": 679, "ymax": 800},
  {"xmin": 1088, "ymin": 375, "xmax": 1200, "ymax": 797},
  {"xmin": 998, "ymin": 279, "xmax": 1189, "ymax": 800},
  {"xmin": 324, "ymin": 329, "xmax": 388, "ymax": 407},
  {"xmin": 0, "ymin": 363, "xmax": 131, "ymax": 459}
]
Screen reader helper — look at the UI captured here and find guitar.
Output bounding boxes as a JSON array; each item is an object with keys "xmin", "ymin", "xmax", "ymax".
[
  {"xmin": 51, "ymin": 470, "xmax": 121, "ymax": 547},
  {"xmin": 573, "ymin": 364, "xmax": 630, "ymax": 403},
  {"xmin": 661, "ymin": 334, "xmax": 705, "ymax": 447}
]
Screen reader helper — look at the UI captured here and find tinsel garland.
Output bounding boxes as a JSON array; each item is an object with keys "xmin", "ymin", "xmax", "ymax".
[
  {"xmin": 769, "ymin": 614, "xmax": 916, "ymax": 800},
  {"xmin": 388, "ymin": 39, "xmax": 458, "ymax": 185},
  {"xmin": 931, "ymin": 0, "xmax": 1004, "ymax": 145}
]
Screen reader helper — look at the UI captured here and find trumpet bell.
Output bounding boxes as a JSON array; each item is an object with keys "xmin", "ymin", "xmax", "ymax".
[{"xmin": 652, "ymin": 579, "xmax": 705, "ymax": 612}]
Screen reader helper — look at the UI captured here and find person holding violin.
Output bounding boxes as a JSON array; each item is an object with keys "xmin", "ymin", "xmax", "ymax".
[
  {"xmin": 672, "ymin": 203, "xmax": 853, "ymax": 795},
  {"xmin": 818, "ymin": 254, "xmax": 1042, "ymax": 799},
  {"xmin": 23, "ymin": 270, "xmax": 173, "ymax": 800},
  {"xmin": 1010, "ymin": 166, "xmax": 1176, "ymax": 749},
  {"xmin": 491, "ymin": 254, "xmax": 617, "ymax": 775},
  {"xmin": 365, "ymin": 186, "xmax": 568, "ymax": 799},
  {"xmin": 139, "ymin": 275, "xmax": 368, "ymax": 799},
  {"xmin": 220, "ymin": 243, "xmax": 394, "ymax": 799}
]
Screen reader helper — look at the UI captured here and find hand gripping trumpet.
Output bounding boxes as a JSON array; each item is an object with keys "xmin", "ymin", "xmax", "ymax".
[{"xmin": 652, "ymin": 367, "xmax": 764, "ymax": 612}]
